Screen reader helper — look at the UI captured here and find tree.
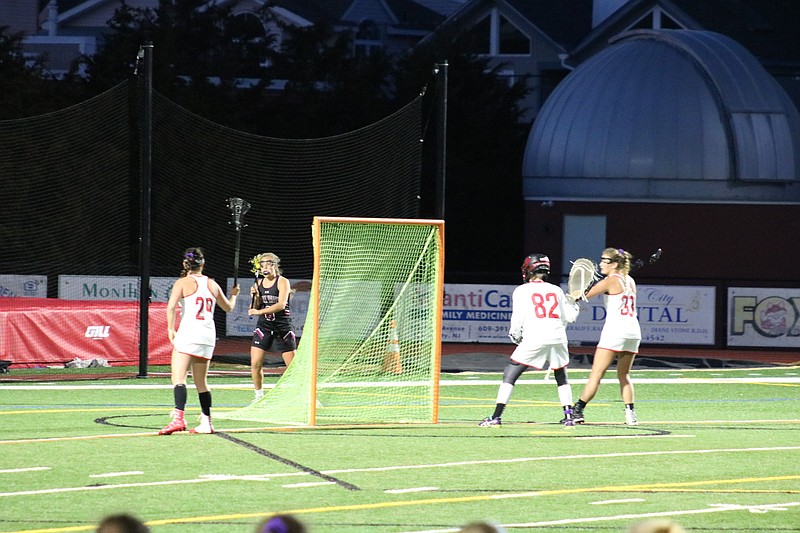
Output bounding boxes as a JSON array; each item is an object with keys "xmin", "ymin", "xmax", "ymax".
[
  {"xmin": 0, "ymin": 26, "xmax": 87, "ymax": 119},
  {"xmin": 80, "ymin": 0, "xmax": 277, "ymax": 130},
  {"xmin": 398, "ymin": 34, "xmax": 532, "ymax": 281}
]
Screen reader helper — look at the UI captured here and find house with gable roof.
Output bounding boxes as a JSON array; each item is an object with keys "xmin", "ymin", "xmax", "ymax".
[{"xmin": 12, "ymin": 0, "xmax": 453, "ymax": 76}]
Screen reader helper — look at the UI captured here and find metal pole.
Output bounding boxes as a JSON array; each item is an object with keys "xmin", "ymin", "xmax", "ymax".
[
  {"xmin": 138, "ymin": 42, "xmax": 154, "ymax": 378},
  {"xmin": 435, "ymin": 60, "xmax": 448, "ymax": 219}
]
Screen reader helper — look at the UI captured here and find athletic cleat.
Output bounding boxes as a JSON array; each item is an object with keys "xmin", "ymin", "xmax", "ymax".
[
  {"xmin": 254, "ymin": 389, "xmax": 265, "ymax": 401},
  {"xmin": 625, "ymin": 409, "xmax": 638, "ymax": 426},
  {"xmin": 190, "ymin": 414, "xmax": 214, "ymax": 434},
  {"xmin": 571, "ymin": 405, "xmax": 585, "ymax": 424},
  {"xmin": 561, "ymin": 408, "xmax": 575, "ymax": 427},
  {"xmin": 158, "ymin": 409, "xmax": 186, "ymax": 435},
  {"xmin": 478, "ymin": 417, "xmax": 501, "ymax": 427}
]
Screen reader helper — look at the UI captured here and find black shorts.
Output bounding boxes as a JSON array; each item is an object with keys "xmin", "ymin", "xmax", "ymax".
[{"xmin": 251, "ymin": 327, "xmax": 297, "ymax": 353}]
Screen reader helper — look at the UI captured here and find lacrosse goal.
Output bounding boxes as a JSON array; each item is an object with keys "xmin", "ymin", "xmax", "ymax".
[{"xmin": 220, "ymin": 217, "xmax": 445, "ymax": 426}]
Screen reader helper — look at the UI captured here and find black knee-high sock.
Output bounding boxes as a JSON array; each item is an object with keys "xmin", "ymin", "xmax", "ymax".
[
  {"xmin": 491, "ymin": 404, "xmax": 506, "ymax": 419},
  {"xmin": 174, "ymin": 384, "xmax": 187, "ymax": 411},
  {"xmin": 198, "ymin": 391, "xmax": 212, "ymax": 416}
]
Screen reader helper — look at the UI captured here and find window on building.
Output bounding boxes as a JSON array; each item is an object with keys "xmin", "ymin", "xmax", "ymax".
[
  {"xmin": 463, "ymin": 15, "xmax": 491, "ymax": 54},
  {"xmin": 354, "ymin": 20, "xmax": 383, "ymax": 57},
  {"xmin": 461, "ymin": 10, "xmax": 530, "ymax": 56},
  {"xmin": 630, "ymin": 8, "xmax": 684, "ymax": 30},
  {"xmin": 498, "ymin": 16, "xmax": 529, "ymax": 54}
]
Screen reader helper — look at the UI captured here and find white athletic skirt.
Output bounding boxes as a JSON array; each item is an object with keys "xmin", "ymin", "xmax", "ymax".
[
  {"xmin": 597, "ymin": 336, "xmax": 640, "ymax": 354},
  {"xmin": 511, "ymin": 342, "xmax": 570, "ymax": 370},
  {"xmin": 173, "ymin": 340, "xmax": 214, "ymax": 360}
]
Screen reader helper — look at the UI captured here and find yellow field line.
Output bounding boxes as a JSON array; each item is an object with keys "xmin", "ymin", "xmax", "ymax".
[{"xmin": 7, "ymin": 474, "xmax": 800, "ymax": 532}]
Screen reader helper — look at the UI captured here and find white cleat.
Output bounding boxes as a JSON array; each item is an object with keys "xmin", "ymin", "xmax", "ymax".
[
  {"xmin": 625, "ymin": 409, "xmax": 638, "ymax": 426},
  {"xmin": 190, "ymin": 414, "xmax": 215, "ymax": 434}
]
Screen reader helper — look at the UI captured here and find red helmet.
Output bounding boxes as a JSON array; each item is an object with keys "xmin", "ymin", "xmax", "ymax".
[{"xmin": 521, "ymin": 253, "xmax": 550, "ymax": 281}]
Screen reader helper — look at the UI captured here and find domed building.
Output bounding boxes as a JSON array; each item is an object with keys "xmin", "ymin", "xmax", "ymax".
[
  {"xmin": 521, "ymin": 29, "xmax": 800, "ymax": 288},
  {"xmin": 524, "ymin": 29, "xmax": 800, "ymax": 196}
]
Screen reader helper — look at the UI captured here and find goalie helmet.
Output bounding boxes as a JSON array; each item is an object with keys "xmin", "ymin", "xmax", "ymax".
[{"xmin": 521, "ymin": 253, "xmax": 550, "ymax": 281}]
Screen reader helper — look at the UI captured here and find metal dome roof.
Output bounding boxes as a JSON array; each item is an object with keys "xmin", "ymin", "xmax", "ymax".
[{"xmin": 523, "ymin": 29, "xmax": 800, "ymax": 202}]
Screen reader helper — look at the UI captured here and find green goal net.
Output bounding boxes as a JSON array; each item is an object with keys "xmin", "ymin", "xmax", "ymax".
[{"xmin": 219, "ymin": 217, "xmax": 444, "ymax": 426}]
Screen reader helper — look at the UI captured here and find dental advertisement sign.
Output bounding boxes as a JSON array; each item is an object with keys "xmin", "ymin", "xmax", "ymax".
[
  {"xmin": 441, "ymin": 283, "xmax": 716, "ymax": 345},
  {"xmin": 567, "ymin": 285, "xmax": 716, "ymax": 345},
  {"xmin": 727, "ymin": 287, "xmax": 800, "ymax": 348}
]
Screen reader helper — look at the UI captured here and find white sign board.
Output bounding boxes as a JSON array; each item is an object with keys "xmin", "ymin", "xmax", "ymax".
[
  {"xmin": 440, "ymin": 283, "xmax": 715, "ymax": 345},
  {"xmin": 0, "ymin": 275, "xmax": 47, "ymax": 298},
  {"xmin": 58, "ymin": 275, "xmax": 175, "ymax": 302},
  {"xmin": 226, "ymin": 279, "xmax": 312, "ymax": 337},
  {"xmin": 441, "ymin": 284, "xmax": 513, "ymax": 342},
  {"xmin": 727, "ymin": 287, "xmax": 800, "ymax": 348},
  {"xmin": 567, "ymin": 285, "xmax": 716, "ymax": 345}
]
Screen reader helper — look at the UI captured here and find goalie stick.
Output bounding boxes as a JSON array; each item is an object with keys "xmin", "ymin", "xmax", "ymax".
[{"xmin": 566, "ymin": 257, "xmax": 600, "ymax": 303}]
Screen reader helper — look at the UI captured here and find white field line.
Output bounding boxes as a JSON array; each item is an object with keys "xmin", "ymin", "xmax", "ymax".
[
  {"xmin": 88, "ymin": 471, "xmax": 144, "ymax": 478},
  {"xmin": 385, "ymin": 487, "xmax": 439, "ymax": 493},
  {"xmin": 590, "ymin": 498, "xmax": 646, "ymax": 505},
  {"xmin": 2, "ymin": 376, "xmax": 800, "ymax": 390},
  {"xmin": 2, "ymin": 445, "xmax": 799, "ymax": 498},
  {"xmin": 0, "ymin": 467, "xmax": 50, "ymax": 474},
  {"xmin": 405, "ymin": 501, "xmax": 800, "ymax": 533}
]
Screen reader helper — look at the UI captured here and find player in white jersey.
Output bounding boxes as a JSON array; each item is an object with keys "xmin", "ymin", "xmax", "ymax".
[
  {"xmin": 571, "ymin": 247, "xmax": 642, "ymax": 426},
  {"xmin": 479, "ymin": 253, "xmax": 580, "ymax": 427},
  {"xmin": 160, "ymin": 247, "xmax": 240, "ymax": 435}
]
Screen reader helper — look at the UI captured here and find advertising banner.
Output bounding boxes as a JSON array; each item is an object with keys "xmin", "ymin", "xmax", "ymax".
[
  {"xmin": 225, "ymin": 279, "xmax": 313, "ymax": 337},
  {"xmin": 567, "ymin": 285, "xmax": 715, "ymax": 345},
  {"xmin": 440, "ymin": 283, "xmax": 715, "ymax": 345},
  {"xmin": 59, "ymin": 275, "xmax": 175, "ymax": 302},
  {"xmin": 441, "ymin": 284, "xmax": 513, "ymax": 342},
  {"xmin": 0, "ymin": 298, "xmax": 171, "ymax": 366},
  {"xmin": 0, "ymin": 275, "xmax": 47, "ymax": 298},
  {"xmin": 727, "ymin": 287, "xmax": 800, "ymax": 348}
]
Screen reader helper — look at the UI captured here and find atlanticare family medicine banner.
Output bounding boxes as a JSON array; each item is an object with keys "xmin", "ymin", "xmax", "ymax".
[
  {"xmin": 728, "ymin": 287, "xmax": 800, "ymax": 348},
  {"xmin": 442, "ymin": 283, "xmax": 716, "ymax": 345}
]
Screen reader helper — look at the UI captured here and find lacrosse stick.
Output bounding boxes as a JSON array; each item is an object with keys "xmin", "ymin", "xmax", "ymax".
[
  {"xmin": 566, "ymin": 258, "xmax": 600, "ymax": 303},
  {"xmin": 226, "ymin": 197, "xmax": 251, "ymax": 287},
  {"xmin": 630, "ymin": 248, "xmax": 662, "ymax": 273}
]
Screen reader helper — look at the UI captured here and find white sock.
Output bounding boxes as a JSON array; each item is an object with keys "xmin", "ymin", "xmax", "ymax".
[
  {"xmin": 496, "ymin": 383, "xmax": 514, "ymax": 404},
  {"xmin": 557, "ymin": 384, "xmax": 573, "ymax": 408}
]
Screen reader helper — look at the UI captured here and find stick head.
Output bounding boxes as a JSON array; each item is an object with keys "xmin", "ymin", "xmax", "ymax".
[
  {"xmin": 567, "ymin": 258, "xmax": 599, "ymax": 302},
  {"xmin": 226, "ymin": 197, "xmax": 251, "ymax": 229}
]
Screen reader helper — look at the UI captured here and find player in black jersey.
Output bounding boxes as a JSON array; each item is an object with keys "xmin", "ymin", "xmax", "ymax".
[{"xmin": 248, "ymin": 252, "xmax": 297, "ymax": 401}]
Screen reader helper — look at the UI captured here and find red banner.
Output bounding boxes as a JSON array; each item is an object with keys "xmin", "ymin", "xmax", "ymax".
[{"xmin": 0, "ymin": 298, "xmax": 172, "ymax": 367}]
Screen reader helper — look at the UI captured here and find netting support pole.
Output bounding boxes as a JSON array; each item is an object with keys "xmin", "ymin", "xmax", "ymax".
[
  {"xmin": 434, "ymin": 60, "xmax": 448, "ymax": 219},
  {"xmin": 138, "ymin": 42, "xmax": 154, "ymax": 379}
]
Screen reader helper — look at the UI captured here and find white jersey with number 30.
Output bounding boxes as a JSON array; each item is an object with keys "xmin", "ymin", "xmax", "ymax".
[{"xmin": 599, "ymin": 273, "xmax": 642, "ymax": 345}]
